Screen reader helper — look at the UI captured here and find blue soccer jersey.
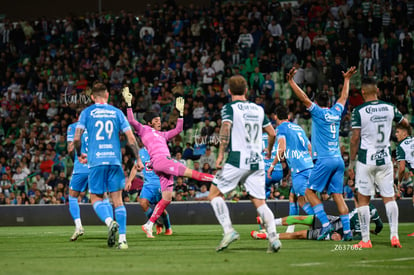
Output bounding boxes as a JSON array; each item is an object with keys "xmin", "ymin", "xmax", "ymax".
[
  {"xmin": 77, "ymin": 103, "xmax": 131, "ymax": 167},
  {"xmin": 139, "ymin": 147, "xmax": 161, "ymax": 187},
  {"xmin": 276, "ymin": 121, "xmax": 313, "ymax": 174},
  {"xmin": 262, "ymin": 132, "xmax": 283, "ymax": 172},
  {"xmin": 308, "ymin": 102, "xmax": 343, "ymax": 159},
  {"xmin": 67, "ymin": 122, "xmax": 89, "ymax": 174}
]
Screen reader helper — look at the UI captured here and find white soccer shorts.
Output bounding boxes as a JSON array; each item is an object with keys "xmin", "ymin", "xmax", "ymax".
[
  {"xmin": 355, "ymin": 161, "xmax": 394, "ymax": 197},
  {"xmin": 212, "ymin": 163, "xmax": 266, "ymax": 199}
]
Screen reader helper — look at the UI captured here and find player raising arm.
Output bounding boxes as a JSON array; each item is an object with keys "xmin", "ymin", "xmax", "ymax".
[
  {"xmin": 287, "ymin": 66, "xmax": 357, "ymax": 241},
  {"xmin": 122, "ymin": 87, "xmax": 214, "ymax": 238},
  {"xmin": 74, "ymin": 82, "xmax": 143, "ymax": 249}
]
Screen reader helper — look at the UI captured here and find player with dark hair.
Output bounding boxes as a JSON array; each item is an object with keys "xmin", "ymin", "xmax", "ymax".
[
  {"xmin": 122, "ymin": 87, "xmax": 214, "ymax": 238},
  {"xmin": 349, "ymin": 77, "xmax": 409, "ymax": 248},
  {"xmin": 287, "ymin": 66, "xmax": 357, "ymax": 241},
  {"xmin": 268, "ymin": 105, "xmax": 314, "ymax": 222},
  {"xmin": 75, "ymin": 82, "xmax": 143, "ymax": 249}
]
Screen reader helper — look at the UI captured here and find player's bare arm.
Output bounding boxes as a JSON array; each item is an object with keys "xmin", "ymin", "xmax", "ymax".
[
  {"xmin": 337, "ymin": 66, "xmax": 357, "ymax": 106},
  {"xmin": 397, "ymin": 160, "xmax": 406, "ymax": 185},
  {"xmin": 216, "ymin": 121, "xmax": 231, "ymax": 169},
  {"xmin": 74, "ymin": 128, "xmax": 87, "ymax": 164},
  {"xmin": 286, "ymin": 67, "xmax": 313, "ymax": 108},
  {"xmin": 67, "ymin": 142, "xmax": 75, "ymax": 158},
  {"xmin": 125, "ymin": 130, "xmax": 143, "ymax": 171},
  {"xmin": 125, "ymin": 164, "xmax": 138, "ymax": 192},
  {"xmin": 263, "ymin": 124, "xmax": 276, "ymax": 159},
  {"xmin": 349, "ymin": 128, "xmax": 361, "ymax": 178},
  {"xmin": 268, "ymin": 136, "xmax": 285, "ymax": 179}
]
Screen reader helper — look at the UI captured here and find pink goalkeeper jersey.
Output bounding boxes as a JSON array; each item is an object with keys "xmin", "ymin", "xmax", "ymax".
[{"xmin": 127, "ymin": 108, "xmax": 183, "ymax": 160}]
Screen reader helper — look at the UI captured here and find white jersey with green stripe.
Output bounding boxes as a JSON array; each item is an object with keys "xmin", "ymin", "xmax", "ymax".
[
  {"xmin": 396, "ymin": 136, "xmax": 414, "ymax": 171},
  {"xmin": 221, "ymin": 100, "xmax": 270, "ymax": 170},
  {"xmin": 351, "ymin": 100, "xmax": 403, "ymax": 166}
]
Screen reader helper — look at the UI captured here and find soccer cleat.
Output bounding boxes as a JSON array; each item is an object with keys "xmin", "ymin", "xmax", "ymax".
[
  {"xmin": 250, "ymin": 230, "xmax": 268, "ymax": 240},
  {"xmin": 165, "ymin": 228, "xmax": 173, "ymax": 235},
  {"xmin": 216, "ymin": 231, "xmax": 240, "ymax": 252},
  {"xmin": 407, "ymin": 232, "xmax": 414, "ymax": 237},
  {"xmin": 342, "ymin": 231, "xmax": 353, "ymax": 241},
  {"xmin": 353, "ymin": 240, "xmax": 372, "ymax": 248},
  {"xmin": 266, "ymin": 239, "xmax": 282, "ymax": 253},
  {"xmin": 70, "ymin": 226, "xmax": 84, "ymax": 241},
  {"xmin": 117, "ymin": 241, "xmax": 128, "ymax": 250},
  {"xmin": 107, "ymin": 221, "xmax": 119, "ymax": 247},
  {"xmin": 156, "ymin": 224, "xmax": 163, "ymax": 235},
  {"xmin": 142, "ymin": 224, "xmax": 154, "ymax": 238},
  {"xmin": 391, "ymin": 236, "xmax": 402, "ymax": 248},
  {"xmin": 317, "ymin": 224, "xmax": 333, "ymax": 241}
]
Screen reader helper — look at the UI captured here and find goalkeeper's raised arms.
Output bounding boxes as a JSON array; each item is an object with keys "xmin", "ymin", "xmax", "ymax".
[
  {"xmin": 176, "ymin": 97, "xmax": 185, "ymax": 117},
  {"xmin": 122, "ymin": 87, "xmax": 133, "ymax": 107}
]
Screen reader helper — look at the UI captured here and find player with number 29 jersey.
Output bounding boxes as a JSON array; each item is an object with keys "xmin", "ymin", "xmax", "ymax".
[{"xmin": 77, "ymin": 104, "xmax": 131, "ymax": 168}]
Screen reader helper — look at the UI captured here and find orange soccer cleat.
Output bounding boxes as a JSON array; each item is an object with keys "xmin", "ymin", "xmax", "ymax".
[
  {"xmin": 407, "ymin": 232, "xmax": 414, "ymax": 237},
  {"xmin": 156, "ymin": 224, "xmax": 163, "ymax": 235},
  {"xmin": 391, "ymin": 236, "xmax": 402, "ymax": 248},
  {"xmin": 250, "ymin": 230, "xmax": 268, "ymax": 240},
  {"xmin": 164, "ymin": 228, "xmax": 173, "ymax": 235},
  {"xmin": 353, "ymin": 240, "xmax": 372, "ymax": 248}
]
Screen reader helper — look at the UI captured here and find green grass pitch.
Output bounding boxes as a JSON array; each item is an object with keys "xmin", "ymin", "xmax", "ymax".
[{"xmin": 0, "ymin": 224, "xmax": 412, "ymax": 274}]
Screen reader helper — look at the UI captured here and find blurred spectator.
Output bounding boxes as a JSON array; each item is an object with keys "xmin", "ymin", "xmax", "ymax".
[{"xmin": 195, "ymin": 184, "xmax": 209, "ymax": 201}]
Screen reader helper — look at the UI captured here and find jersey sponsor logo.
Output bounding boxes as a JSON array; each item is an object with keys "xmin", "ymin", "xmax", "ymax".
[
  {"xmin": 370, "ymin": 115, "xmax": 387, "ymax": 123},
  {"xmin": 287, "ymin": 124, "xmax": 303, "ymax": 131},
  {"xmin": 365, "ymin": 106, "xmax": 389, "ymax": 114},
  {"xmin": 96, "ymin": 152, "xmax": 116, "ymax": 157},
  {"xmin": 370, "ymin": 149, "xmax": 388, "ymax": 161},
  {"xmin": 324, "ymin": 113, "xmax": 340, "ymax": 122},
  {"xmin": 90, "ymin": 109, "xmax": 116, "ymax": 118},
  {"xmin": 243, "ymin": 113, "xmax": 259, "ymax": 121},
  {"xmin": 145, "ymin": 161, "xmax": 153, "ymax": 171},
  {"xmin": 245, "ymin": 152, "xmax": 261, "ymax": 165},
  {"xmin": 98, "ymin": 144, "xmax": 113, "ymax": 149},
  {"xmin": 237, "ymin": 103, "xmax": 259, "ymax": 111}
]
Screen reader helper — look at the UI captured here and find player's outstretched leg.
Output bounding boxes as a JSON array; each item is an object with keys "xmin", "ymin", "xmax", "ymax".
[{"xmin": 68, "ymin": 195, "xmax": 84, "ymax": 241}]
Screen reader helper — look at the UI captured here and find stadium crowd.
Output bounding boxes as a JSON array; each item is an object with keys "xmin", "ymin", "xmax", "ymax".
[{"xmin": 0, "ymin": 0, "xmax": 413, "ymax": 205}]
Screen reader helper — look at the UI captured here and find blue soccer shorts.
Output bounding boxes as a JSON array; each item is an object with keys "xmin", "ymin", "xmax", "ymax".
[
  {"xmin": 307, "ymin": 157, "xmax": 345, "ymax": 194},
  {"xmin": 69, "ymin": 173, "xmax": 89, "ymax": 192},
  {"xmin": 89, "ymin": 165, "xmax": 125, "ymax": 194}
]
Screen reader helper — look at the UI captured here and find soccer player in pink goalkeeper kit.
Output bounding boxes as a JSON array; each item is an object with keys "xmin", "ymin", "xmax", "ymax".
[{"xmin": 122, "ymin": 87, "xmax": 215, "ymax": 238}]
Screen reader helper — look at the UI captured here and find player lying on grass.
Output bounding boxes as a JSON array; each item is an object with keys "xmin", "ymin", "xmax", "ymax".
[
  {"xmin": 122, "ymin": 87, "xmax": 214, "ymax": 238},
  {"xmin": 251, "ymin": 203, "xmax": 383, "ymax": 241},
  {"xmin": 125, "ymin": 145, "xmax": 172, "ymax": 235}
]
